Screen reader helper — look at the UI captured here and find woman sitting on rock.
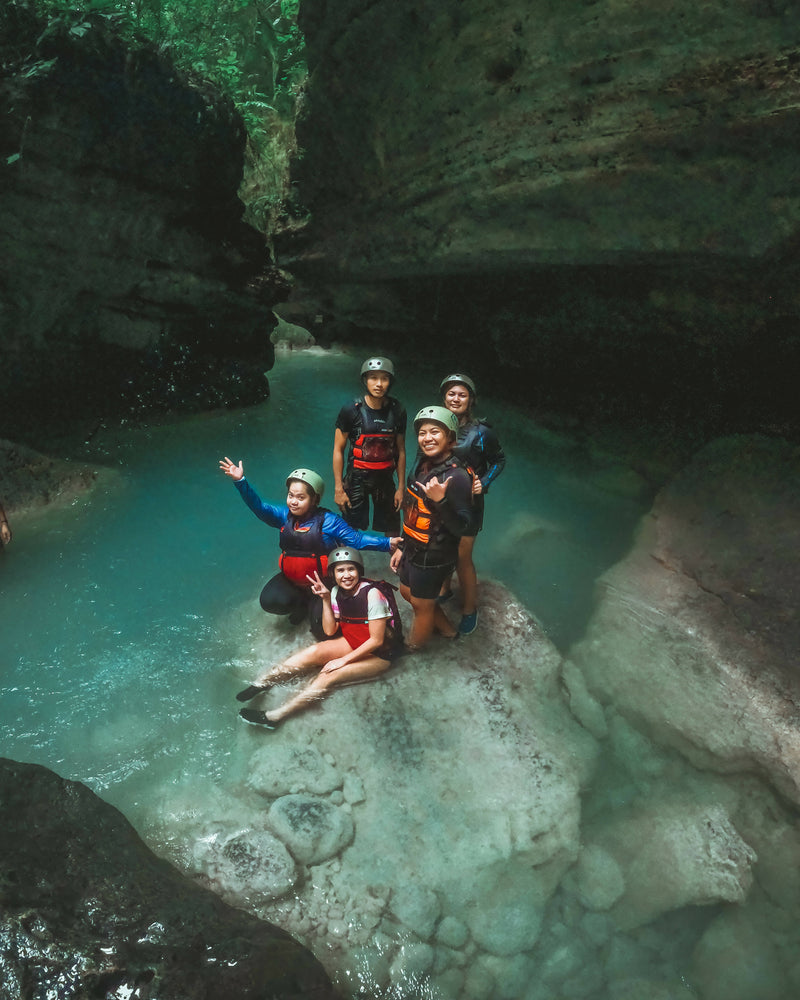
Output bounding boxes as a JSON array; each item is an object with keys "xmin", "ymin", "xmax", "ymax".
[
  {"xmin": 390, "ymin": 406, "xmax": 474, "ymax": 649},
  {"xmin": 237, "ymin": 547, "xmax": 401, "ymax": 728},
  {"xmin": 219, "ymin": 458, "xmax": 400, "ymax": 638}
]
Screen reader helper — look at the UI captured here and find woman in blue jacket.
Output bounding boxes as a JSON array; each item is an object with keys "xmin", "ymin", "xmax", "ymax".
[{"xmin": 220, "ymin": 457, "xmax": 400, "ymax": 637}]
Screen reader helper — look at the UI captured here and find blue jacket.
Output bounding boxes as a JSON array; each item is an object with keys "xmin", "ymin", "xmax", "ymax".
[
  {"xmin": 453, "ymin": 419, "xmax": 506, "ymax": 492},
  {"xmin": 234, "ymin": 478, "xmax": 392, "ymax": 553}
]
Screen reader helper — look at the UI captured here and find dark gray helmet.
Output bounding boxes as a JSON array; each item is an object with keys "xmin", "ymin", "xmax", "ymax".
[
  {"xmin": 413, "ymin": 405, "xmax": 459, "ymax": 435},
  {"xmin": 360, "ymin": 357, "xmax": 395, "ymax": 383},
  {"xmin": 286, "ymin": 468, "xmax": 325, "ymax": 500},
  {"xmin": 327, "ymin": 547, "xmax": 364, "ymax": 571},
  {"xmin": 440, "ymin": 372, "xmax": 476, "ymax": 396}
]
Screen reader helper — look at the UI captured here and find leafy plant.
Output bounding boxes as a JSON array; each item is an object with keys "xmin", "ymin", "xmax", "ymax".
[{"xmin": 13, "ymin": 0, "xmax": 307, "ymax": 234}]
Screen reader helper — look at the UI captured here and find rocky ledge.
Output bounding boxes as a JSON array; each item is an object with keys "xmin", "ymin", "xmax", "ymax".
[{"xmin": 0, "ymin": 757, "xmax": 340, "ymax": 1000}]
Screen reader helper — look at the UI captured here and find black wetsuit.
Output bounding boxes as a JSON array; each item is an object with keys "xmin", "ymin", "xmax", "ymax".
[
  {"xmin": 335, "ymin": 396, "xmax": 407, "ymax": 533},
  {"xmin": 452, "ymin": 418, "xmax": 506, "ymax": 535}
]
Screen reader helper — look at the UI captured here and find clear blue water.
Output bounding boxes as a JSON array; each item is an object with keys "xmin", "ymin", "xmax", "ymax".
[{"xmin": 0, "ymin": 348, "xmax": 653, "ymax": 994}]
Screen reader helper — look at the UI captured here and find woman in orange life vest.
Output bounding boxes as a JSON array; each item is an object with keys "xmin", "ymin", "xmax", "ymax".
[
  {"xmin": 237, "ymin": 548, "xmax": 398, "ymax": 728},
  {"xmin": 389, "ymin": 406, "xmax": 475, "ymax": 649},
  {"xmin": 438, "ymin": 373, "xmax": 506, "ymax": 636},
  {"xmin": 219, "ymin": 458, "xmax": 401, "ymax": 638}
]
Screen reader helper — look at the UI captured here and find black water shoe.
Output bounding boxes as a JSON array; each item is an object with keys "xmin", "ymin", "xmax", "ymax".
[
  {"xmin": 236, "ymin": 684, "xmax": 267, "ymax": 702},
  {"xmin": 239, "ymin": 708, "xmax": 278, "ymax": 729}
]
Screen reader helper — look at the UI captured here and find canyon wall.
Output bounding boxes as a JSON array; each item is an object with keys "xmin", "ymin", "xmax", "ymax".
[
  {"xmin": 281, "ymin": 0, "xmax": 800, "ymax": 429},
  {"xmin": 0, "ymin": 6, "xmax": 282, "ymax": 442}
]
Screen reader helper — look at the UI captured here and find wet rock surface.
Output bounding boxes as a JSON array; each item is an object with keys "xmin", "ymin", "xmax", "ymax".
[
  {"xmin": 571, "ymin": 434, "xmax": 800, "ymax": 802},
  {"xmin": 0, "ymin": 758, "xmax": 340, "ymax": 1000},
  {"xmin": 0, "ymin": 437, "xmax": 97, "ymax": 514}
]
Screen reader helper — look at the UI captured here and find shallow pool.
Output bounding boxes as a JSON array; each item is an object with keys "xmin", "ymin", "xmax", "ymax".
[{"xmin": 2, "ymin": 348, "xmax": 658, "ymax": 997}]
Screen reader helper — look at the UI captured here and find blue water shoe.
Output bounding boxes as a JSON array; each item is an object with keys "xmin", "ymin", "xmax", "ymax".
[{"xmin": 459, "ymin": 611, "xmax": 478, "ymax": 636}]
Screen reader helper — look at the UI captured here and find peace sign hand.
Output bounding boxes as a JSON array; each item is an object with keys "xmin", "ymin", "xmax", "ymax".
[{"xmin": 306, "ymin": 571, "xmax": 331, "ymax": 599}]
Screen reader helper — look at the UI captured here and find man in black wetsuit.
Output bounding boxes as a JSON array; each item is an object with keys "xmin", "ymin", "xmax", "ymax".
[{"xmin": 332, "ymin": 357, "xmax": 407, "ymax": 535}]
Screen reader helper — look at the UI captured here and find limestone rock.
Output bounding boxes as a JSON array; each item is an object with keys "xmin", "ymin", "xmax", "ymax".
[
  {"xmin": 573, "ymin": 844, "xmax": 626, "ymax": 912},
  {"xmin": 267, "ymin": 794, "xmax": 355, "ymax": 865},
  {"xmin": 591, "ymin": 797, "xmax": 756, "ymax": 930},
  {"xmin": 221, "ymin": 580, "xmax": 597, "ymax": 988},
  {"xmin": 0, "ymin": 758, "xmax": 339, "ymax": 1000},
  {"xmin": 689, "ymin": 907, "xmax": 790, "ymax": 1000},
  {"xmin": 192, "ymin": 825, "xmax": 299, "ymax": 905},
  {"xmin": 248, "ymin": 744, "xmax": 342, "ymax": 797},
  {"xmin": 388, "ymin": 884, "xmax": 441, "ymax": 940},
  {"xmin": 571, "ymin": 435, "xmax": 800, "ymax": 803},
  {"xmin": 0, "ymin": 438, "xmax": 96, "ymax": 513}
]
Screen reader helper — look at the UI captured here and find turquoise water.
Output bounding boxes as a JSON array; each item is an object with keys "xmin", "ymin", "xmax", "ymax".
[{"xmin": 1, "ymin": 348, "xmax": 652, "ymax": 994}]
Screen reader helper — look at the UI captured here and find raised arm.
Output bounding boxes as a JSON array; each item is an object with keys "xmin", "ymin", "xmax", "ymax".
[
  {"xmin": 219, "ymin": 456, "xmax": 244, "ymax": 481},
  {"xmin": 219, "ymin": 457, "xmax": 284, "ymax": 527}
]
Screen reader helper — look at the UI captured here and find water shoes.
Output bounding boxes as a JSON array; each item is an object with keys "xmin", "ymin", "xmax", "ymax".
[
  {"xmin": 239, "ymin": 708, "xmax": 279, "ymax": 729},
  {"xmin": 236, "ymin": 684, "xmax": 268, "ymax": 702},
  {"xmin": 459, "ymin": 611, "xmax": 478, "ymax": 636}
]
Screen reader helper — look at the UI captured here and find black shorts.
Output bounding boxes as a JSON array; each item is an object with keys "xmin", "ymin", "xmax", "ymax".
[
  {"xmin": 343, "ymin": 469, "xmax": 400, "ymax": 534},
  {"xmin": 396, "ymin": 551, "xmax": 455, "ymax": 600}
]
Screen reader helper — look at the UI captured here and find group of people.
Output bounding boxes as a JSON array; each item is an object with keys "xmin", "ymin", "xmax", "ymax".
[{"xmin": 219, "ymin": 356, "xmax": 505, "ymax": 729}]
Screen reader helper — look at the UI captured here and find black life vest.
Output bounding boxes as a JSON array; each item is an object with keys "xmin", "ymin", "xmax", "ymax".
[
  {"xmin": 351, "ymin": 398, "xmax": 402, "ymax": 472},
  {"xmin": 279, "ymin": 509, "xmax": 329, "ymax": 586},
  {"xmin": 402, "ymin": 456, "xmax": 473, "ymax": 549}
]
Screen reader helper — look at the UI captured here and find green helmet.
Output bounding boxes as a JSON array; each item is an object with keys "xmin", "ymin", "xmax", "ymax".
[
  {"xmin": 360, "ymin": 356, "xmax": 395, "ymax": 384},
  {"xmin": 440, "ymin": 372, "xmax": 476, "ymax": 397},
  {"xmin": 327, "ymin": 547, "xmax": 364, "ymax": 572},
  {"xmin": 286, "ymin": 468, "xmax": 325, "ymax": 501},
  {"xmin": 413, "ymin": 405, "xmax": 459, "ymax": 436}
]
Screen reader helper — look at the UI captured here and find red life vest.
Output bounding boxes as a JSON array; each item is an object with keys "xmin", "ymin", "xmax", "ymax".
[
  {"xmin": 334, "ymin": 579, "xmax": 402, "ymax": 655},
  {"xmin": 279, "ymin": 510, "xmax": 328, "ymax": 586},
  {"xmin": 351, "ymin": 399, "xmax": 402, "ymax": 472}
]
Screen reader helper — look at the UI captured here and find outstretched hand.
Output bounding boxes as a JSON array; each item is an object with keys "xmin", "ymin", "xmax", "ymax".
[
  {"xmin": 219, "ymin": 456, "xmax": 244, "ymax": 481},
  {"xmin": 417, "ymin": 475, "xmax": 450, "ymax": 503}
]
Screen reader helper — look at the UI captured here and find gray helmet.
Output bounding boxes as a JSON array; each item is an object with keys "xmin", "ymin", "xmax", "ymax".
[
  {"xmin": 327, "ymin": 547, "xmax": 364, "ymax": 572},
  {"xmin": 286, "ymin": 468, "xmax": 325, "ymax": 500},
  {"xmin": 360, "ymin": 356, "xmax": 395, "ymax": 383},
  {"xmin": 440, "ymin": 372, "xmax": 476, "ymax": 397},
  {"xmin": 413, "ymin": 405, "xmax": 459, "ymax": 436}
]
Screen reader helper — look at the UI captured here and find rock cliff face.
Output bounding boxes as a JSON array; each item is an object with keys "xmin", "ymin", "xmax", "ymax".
[
  {"xmin": 0, "ymin": 6, "xmax": 283, "ymax": 441},
  {"xmin": 282, "ymin": 0, "xmax": 800, "ymax": 430}
]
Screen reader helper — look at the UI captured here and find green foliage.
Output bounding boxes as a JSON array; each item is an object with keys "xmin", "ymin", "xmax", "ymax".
[{"xmin": 17, "ymin": 0, "xmax": 306, "ymax": 233}]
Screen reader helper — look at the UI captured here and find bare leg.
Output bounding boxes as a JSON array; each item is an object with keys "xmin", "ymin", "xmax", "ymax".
[
  {"xmin": 456, "ymin": 535, "xmax": 478, "ymax": 614},
  {"xmin": 400, "ymin": 585, "xmax": 456, "ymax": 648},
  {"xmin": 266, "ymin": 654, "xmax": 390, "ymax": 723},
  {"xmin": 253, "ymin": 637, "xmax": 352, "ymax": 686}
]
